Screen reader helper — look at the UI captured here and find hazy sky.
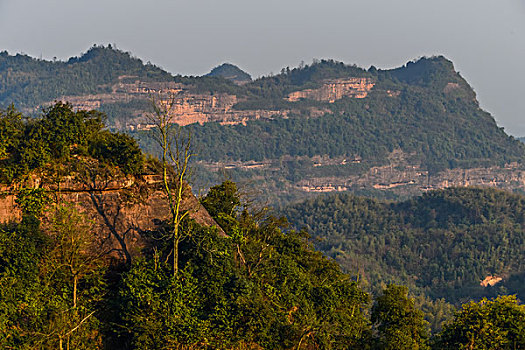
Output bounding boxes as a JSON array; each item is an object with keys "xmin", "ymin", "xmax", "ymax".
[{"xmin": 1, "ymin": 0, "xmax": 524, "ymax": 135}]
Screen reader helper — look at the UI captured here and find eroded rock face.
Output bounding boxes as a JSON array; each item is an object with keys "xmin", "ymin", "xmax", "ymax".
[
  {"xmin": 34, "ymin": 77, "xmax": 376, "ymax": 129},
  {"xmin": 296, "ymin": 151, "xmax": 525, "ymax": 197},
  {"xmin": 0, "ymin": 174, "xmax": 223, "ymax": 263},
  {"xmin": 286, "ymin": 78, "xmax": 375, "ymax": 103},
  {"xmin": 34, "ymin": 79, "xmax": 289, "ymax": 129}
]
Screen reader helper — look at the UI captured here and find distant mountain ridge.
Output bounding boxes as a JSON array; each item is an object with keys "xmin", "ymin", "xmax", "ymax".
[{"xmin": 1, "ymin": 46, "xmax": 524, "ymax": 204}]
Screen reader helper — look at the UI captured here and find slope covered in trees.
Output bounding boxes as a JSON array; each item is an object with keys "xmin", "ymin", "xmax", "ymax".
[
  {"xmin": 181, "ymin": 57, "xmax": 524, "ymax": 171},
  {"xmin": 1, "ymin": 104, "xmax": 525, "ymax": 348},
  {"xmin": 283, "ymin": 187, "xmax": 525, "ymax": 305},
  {"xmin": 0, "ymin": 45, "xmax": 173, "ymax": 109}
]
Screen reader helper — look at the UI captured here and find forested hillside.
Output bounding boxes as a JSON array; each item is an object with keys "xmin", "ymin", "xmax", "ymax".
[
  {"xmin": 283, "ymin": 187, "xmax": 525, "ymax": 305},
  {"xmin": 206, "ymin": 63, "xmax": 252, "ymax": 83},
  {"xmin": 2, "ymin": 104, "xmax": 525, "ymax": 348},
  {"xmin": 0, "ymin": 45, "xmax": 173, "ymax": 108}
]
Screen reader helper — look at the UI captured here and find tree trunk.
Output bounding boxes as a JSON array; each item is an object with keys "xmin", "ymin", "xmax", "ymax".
[
  {"xmin": 73, "ymin": 275, "xmax": 78, "ymax": 309},
  {"xmin": 173, "ymin": 229, "xmax": 179, "ymax": 275}
]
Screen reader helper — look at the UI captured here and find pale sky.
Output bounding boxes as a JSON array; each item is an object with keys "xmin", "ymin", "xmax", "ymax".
[{"xmin": 1, "ymin": 0, "xmax": 524, "ymax": 135}]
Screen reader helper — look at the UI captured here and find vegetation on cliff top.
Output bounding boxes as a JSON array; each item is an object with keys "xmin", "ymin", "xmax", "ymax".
[{"xmin": 0, "ymin": 102, "xmax": 143, "ymax": 183}]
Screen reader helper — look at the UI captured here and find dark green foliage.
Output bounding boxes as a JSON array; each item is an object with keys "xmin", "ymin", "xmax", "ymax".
[
  {"xmin": 371, "ymin": 285, "xmax": 429, "ymax": 349},
  {"xmin": 201, "ymin": 180, "xmax": 241, "ymax": 218},
  {"xmin": 0, "ymin": 104, "xmax": 22, "ymax": 160},
  {"xmin": 0, "ymin": 216, "xmax": 47, "ymax": 348},
  {"xmin": 0, "ymin": 208, "xmax": 105, "ymax": 349},
  {"xmin": 88, "ymin": 131, "xmax": 144, "ymax": 175},
  {"xmin": 434, "ymin": 295, "xmax": 525, "ymax": 349},
  {"xmin": 166, "ymin": 86, "xmax": 524, "ymax": 173},
  {"xmin": 283, "ymin": 187, "xmax": 525, "ymax": 305},
  {"xmin": 0, "ymin": 45, "xmax": 172, "ymax": 109},
  {"xmin": 207, "ymin": 63, "xmax": 252, "ymax": 83},
  {"xmin": 118, "ymin": 183, "xmax": 371, "ymax": 349},
  {"xmin": 0, "ymin": 103, "xmax": 143, "ymax": 182}
]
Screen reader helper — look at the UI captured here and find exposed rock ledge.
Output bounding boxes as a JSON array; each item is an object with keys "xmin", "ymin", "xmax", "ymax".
[{"xmin": 0, "ymin": 174, "xmax": 223, "ymax": 263}]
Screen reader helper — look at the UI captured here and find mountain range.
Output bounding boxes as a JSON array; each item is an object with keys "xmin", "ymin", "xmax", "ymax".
[{"xmin": 1, "ymin": 45, "xmax": 524, "ymax": 205}]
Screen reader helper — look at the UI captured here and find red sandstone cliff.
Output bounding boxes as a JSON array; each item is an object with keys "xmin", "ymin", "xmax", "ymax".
[{"xmin": 0, "ymin": 172, "xmax": 223, "ymax": 263}]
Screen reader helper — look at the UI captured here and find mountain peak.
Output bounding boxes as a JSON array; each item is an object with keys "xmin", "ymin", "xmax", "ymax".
[
  {"xmin": 206, "ymin": 63, "xmax": 252, "ymax": 84},
  {"xmin": 67, "ymin": 44, "xmax": 136, "ymax": 64}
]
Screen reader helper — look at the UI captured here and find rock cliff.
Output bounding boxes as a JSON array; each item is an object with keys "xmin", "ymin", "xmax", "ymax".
[
  {"xmin": 0, "ymin": 173, "xmax": 223, "ymax": 263},
  {"xmin": 35, "ymin": 76, "xmax": 377, "ymax": 130},
  {"xmin": 286, "ymin": 78, "xmax": 375, "ymax": 102}
]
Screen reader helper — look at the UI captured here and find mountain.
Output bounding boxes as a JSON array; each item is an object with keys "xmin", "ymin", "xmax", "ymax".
[
  {"xmin": 519, "ymin": 137, "xmax": 525, "ymax": 144},
  {"xmin": 283, "ymin": 187, "xmax": 525, "ymax": 305},
  {"xmin": 206, "ymin": 63, "xmax": 252, "ymax": 84},
  {"xmin": 1, "ymin": 47, "xmax": 525, "ymax": 205},
  {"xmin": 0, "ymin": 45, "xmax": 173, "ymax": 110}
]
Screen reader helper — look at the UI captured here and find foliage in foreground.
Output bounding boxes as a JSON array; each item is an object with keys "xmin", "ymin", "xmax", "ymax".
[{"xmin": 1, "ymin": 181, "xmax": 525, "ymax": 349}]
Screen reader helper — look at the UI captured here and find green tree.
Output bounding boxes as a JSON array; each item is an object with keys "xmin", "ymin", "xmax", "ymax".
[
  {"xmin": 435, "ymin": 295, "xmax": 525, "ymax": 350},
  {"xmin": 371, "ymin": 285, "xmax": 429, "ymax": 349}
]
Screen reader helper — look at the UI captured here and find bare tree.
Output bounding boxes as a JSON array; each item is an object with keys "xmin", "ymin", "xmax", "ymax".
[
  {"xmin": 44, "ymin": 205, "xmax": 104, "ymax": 350},
  {"xmin": 148, "ymin": 95, "xmax": 194, "ymax": 275}
]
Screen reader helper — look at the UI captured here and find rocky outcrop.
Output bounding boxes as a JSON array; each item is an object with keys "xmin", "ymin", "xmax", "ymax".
[
  {"xmin": 286, "ymin": 78, "xmax": 375, "ymax": 103},
  {"xmin": 36, "ymin": 77, "xmax": 375, "ymax": 128},
  {"xmin": 296, "ymin": 153, "xmax": 525, "ymax": 197},
  {"xmin": 0, "ymin": 174, "xmax": 223, "ymax": 263},
  {"xmin": 34, "ymin": 78, "xmax": 289, "ymax": 129}
]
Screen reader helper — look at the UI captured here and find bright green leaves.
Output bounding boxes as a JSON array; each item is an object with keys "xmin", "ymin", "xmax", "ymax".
[
  {"xmin": 436, "ymin": 295, "xmax": 525, "ymax": 349},
  {"xmin": 15, "ymin": 187, "xmax": 51, "ymax": 217}
]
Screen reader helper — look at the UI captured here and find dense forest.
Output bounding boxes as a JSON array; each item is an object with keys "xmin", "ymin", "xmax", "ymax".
[
  {"xmin": 283, "ymin": 187, "xmax": 525, "ymax": 304},
  {"xmin": 0, "ymin": 45, "xmax": 173, "ymax": 108},
  {"xmin": 1, "ymin": 104, "xmax": 525, "ymax": 349}
]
